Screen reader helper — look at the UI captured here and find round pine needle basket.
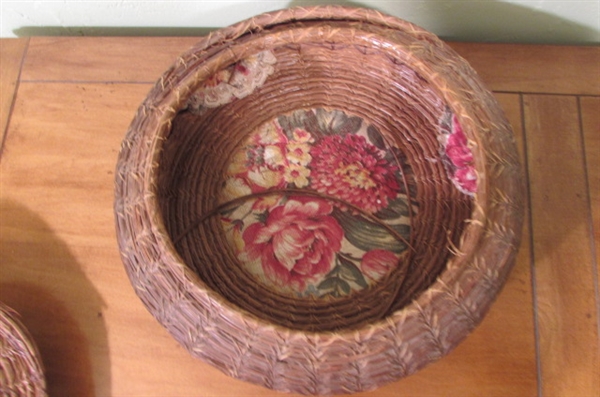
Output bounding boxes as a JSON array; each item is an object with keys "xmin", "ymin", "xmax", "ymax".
[
  {"xmin": 115, "ymin": 6, "xmax": 524, "ymax": 395},
  {"xmin": 0, "ymin": 303, "xmax": 47, "ymax": 397}
]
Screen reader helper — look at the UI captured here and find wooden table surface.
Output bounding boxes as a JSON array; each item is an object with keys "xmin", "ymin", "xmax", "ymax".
[{"xmin": 0, "ymin": 38, "xmax": 598, "ymax": 397}]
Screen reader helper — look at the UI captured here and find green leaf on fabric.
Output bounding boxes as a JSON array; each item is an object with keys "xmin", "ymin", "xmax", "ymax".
[
  {"xmin": 278, "ymin": 109, "xmax": 320, "ymax": 138},
  {"xmin": 367, "ymin": 125, "xmax": 386, "ymax": 150},
  {"xmin": 317, "ymin": 277, "xmax": 337, "ymax": 293},
  {"xmin": 316, "ymin": 108, "xmax": 362, "ymax": 136},
  {"xmin": 338, "ymin": 256, "xmax": 368, "ymax": 288},
  {"xmin": 375, "ymin": 196, "xmax": 410, "ymax": 219},
  {"xmin": 333, "ymin": 208, "xmax": 409, "ymax": 253},
  {"xmin": 317, "ymin": 276, "xmax": 351, "ymax": 297}
]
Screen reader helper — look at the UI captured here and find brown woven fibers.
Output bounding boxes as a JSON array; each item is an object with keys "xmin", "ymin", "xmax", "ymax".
[
  {"xmin": 115, "ymin": 6, "xmax": 524, "ymax": 395},
  {"xmin": 0, "ymin": 303, "xmax": 47, "ymax": 397}
]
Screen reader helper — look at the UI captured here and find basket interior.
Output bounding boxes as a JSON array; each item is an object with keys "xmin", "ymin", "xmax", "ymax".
[{"xmin": 156, "ymin": 37, "xmax": 475, "ymax": 332}]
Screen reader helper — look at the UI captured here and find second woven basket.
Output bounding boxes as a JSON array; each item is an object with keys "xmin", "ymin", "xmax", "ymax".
[
  {"xmin": 0, "ymin": 303, "xmax": 47, "ymax": 397},
  {"xmin": 115, "ymin": 6, "xmax": 524, "ymax": 395}
]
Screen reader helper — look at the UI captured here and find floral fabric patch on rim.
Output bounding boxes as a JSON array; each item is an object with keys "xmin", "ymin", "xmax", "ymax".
[
  {"xmin": 186, "ymin": 50, "xmax": 277, "ymax": 113},
  {"xmin": 218, "ymin": 108, "xmax": 415, "ymax": 298},
  {"xmin": 438, "ymin": 109, "xmax": 478, "ymax": 195}
]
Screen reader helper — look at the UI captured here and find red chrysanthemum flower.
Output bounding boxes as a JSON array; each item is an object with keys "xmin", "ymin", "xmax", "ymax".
[{"xmin": 310, "ymin": 134, "xmax": 400, "ymax": 214}]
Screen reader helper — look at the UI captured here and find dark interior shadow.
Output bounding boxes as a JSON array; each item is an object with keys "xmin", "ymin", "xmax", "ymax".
[
  {"xmin": 0, "ymin": 199, "xmax": 110, "ymax": 397},
  {"xmin": 12, "ymin": 0, "xmax": 598, "ymax": 45}
]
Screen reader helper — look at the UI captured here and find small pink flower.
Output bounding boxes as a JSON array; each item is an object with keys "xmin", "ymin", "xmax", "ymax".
[
  {"xmin": 360, "ymin": 249, "xmax": 398, "ymax": 282},
  {"xmin": 227, "ymin": 121, "xmax": 312, "ymax": 192},
  {"xmin": 241, "ymin": 197, "xmax": 344, "ymax": 291},
  {"xmin": 292, "ymin": 128, "xmax": 314, "ymax": 143}
]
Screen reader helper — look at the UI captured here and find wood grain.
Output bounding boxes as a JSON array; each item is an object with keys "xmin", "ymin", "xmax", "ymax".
[
  {"xmin": 580, "ymin": 97, "xmax": 600, "ymax": 273},
  {"xmin": 21, "ymin": 37, "xmax": 198, "ymax": 83},
  {"xmin": 0, "ymin": 38, "xmax": 28, "ymax": 153},
  {"xmin": 0, "ymin": 82, "xmax": 152, "ymax": 396},
  {"xmin": 524, "ymin": 94, "xmax": 599, "ymax": 397},
  {"xmin": 450, "ymin": 43, "xmax": 600, "ymax": 95},
  {"xmin": 21, "ymin": 37, "xmax": 600, "ymax": 97},
  {"xmin": 494, "ymin": 92, "xmax": 543, "ymax": 395}
]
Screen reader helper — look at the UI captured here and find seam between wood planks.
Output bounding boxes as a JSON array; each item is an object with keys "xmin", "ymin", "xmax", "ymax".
[
  {"xmin": 0, "ymin": 38, "xmax": 30, "ymax": 161},
  {"xmin": 520, "ymin": 93, "xmax": 544, "ymax": 397},
  {"xmin": 577, "ymin": 95, "xmax": 600, "ymax": 342}
]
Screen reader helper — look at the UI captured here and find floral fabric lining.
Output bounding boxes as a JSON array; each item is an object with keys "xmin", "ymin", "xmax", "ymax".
[
  {"xmin": 438, "ymin": 109, "xmax": 478, "ymax": 195},
  {"xmin": 186, "ymin": 50, "xmax": 277, "ymax": 114},
  {"xmin": 219, "ymin": 109, "xmax": 414, "ymax": 298}
]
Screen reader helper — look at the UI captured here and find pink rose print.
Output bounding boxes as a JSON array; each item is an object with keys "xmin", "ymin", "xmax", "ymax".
[
  {"xmin": 310, "ymin": 134, "xmax": 399, "ymax": 214},
  {"xmin": 360, "ymin": 249, "xmax": 399, "ymax": 282},
  {"xmin": 241, "ymin": 197, "xmax": 344, "ymax": 291}
]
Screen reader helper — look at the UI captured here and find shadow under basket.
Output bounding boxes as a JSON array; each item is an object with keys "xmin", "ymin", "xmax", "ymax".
[{"xmin": 114, "ymin": 6, "xmax": 525, "ymax": 395}]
